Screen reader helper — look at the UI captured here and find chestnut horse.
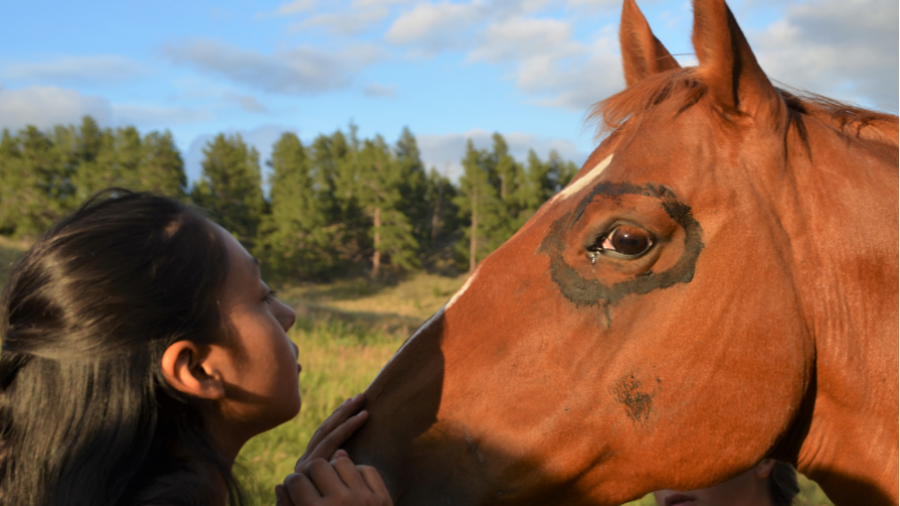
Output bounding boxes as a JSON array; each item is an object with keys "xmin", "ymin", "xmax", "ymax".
[{"xmin": 344, "ymin": 1, "xmax": 899, "ymax": 504}]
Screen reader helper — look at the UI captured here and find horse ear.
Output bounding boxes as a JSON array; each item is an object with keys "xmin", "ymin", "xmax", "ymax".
[
  {"xmin": 620, "ymin": 0, "xmax": 681, "ymax": 87},
  {"xmin": 691, "ymin": 0, "xmax": 780, "ymax": 118}
]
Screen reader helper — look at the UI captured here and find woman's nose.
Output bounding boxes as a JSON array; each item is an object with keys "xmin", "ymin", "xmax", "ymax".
[{"xmin": 277, "ymin": 299, "xmax": 296, "ymax": 331}]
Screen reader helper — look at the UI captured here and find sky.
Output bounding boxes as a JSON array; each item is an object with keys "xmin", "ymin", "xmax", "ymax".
[{"xmin": 1, "ymin": 0, "xmax": 897, "ymax": 183}]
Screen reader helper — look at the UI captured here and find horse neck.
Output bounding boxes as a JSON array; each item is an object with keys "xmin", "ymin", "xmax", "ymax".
[{"xmin": 774, "ymin": 119, "xmax": 898, "ymax": 504}]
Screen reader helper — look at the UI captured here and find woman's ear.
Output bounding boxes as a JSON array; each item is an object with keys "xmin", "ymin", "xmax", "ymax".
[
  {"xmin": 161, "ymin": 341, "xmax": 226, "ymax": 400},
  {"xmin": 755, "ymin": 458, "xmax": 777, "ymax": 479}
]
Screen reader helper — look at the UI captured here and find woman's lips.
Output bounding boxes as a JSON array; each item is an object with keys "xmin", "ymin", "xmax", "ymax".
[{"xmin": 665, "ymin": 494, "xmax": 696, "ymax": 506}]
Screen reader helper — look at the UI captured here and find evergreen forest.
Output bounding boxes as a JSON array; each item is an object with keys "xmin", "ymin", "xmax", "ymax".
[{"xmin": 0, "ymin": 116, "xmax": 580, "ymax": 280}]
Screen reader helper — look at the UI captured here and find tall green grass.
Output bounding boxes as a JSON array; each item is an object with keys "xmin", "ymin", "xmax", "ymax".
[
  {"xmin": 0, "ymin": 237, "xmax": 26, "ymax": 290},
  {"xmin": 236, "ymin": 315, "xmax": 403, "ymax": 505},
  {"xmin": 235, "ymin": 310, "xmax": 833, "ymax": 506}
]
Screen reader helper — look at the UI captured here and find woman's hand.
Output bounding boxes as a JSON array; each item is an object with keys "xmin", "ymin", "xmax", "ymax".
[
  {"xmin": 276, "ymin": 452, "xmax": 392, "ymax": 506},
  {"xmin": 294, "ymin": 394, "xmax": 368, "ymax": 473}
]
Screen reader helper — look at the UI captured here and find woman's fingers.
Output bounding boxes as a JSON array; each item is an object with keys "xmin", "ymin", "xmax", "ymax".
[
  {"xmin": 331, "ymin": 457, "xmax": 367, "ymax": 491},
  {"xmin": 358, "ymin": 465, "xmax": 393, "ymax": 505},
  {"xmin": 296, "ymin": 410, "xmax": 369, "ymax": 472},
  {"xmin": 360, "ymin": 468, "xmax": 392, "ymax": 506},
  {"xmin": 305, "ymin": 394, "xmax": 365, "ymax": 452},
  {"xmin": 289, "ymin": 457, "xmax": 394, "ymax": 506},
  {"xmin": 296, "ymin": 394, "xmax": 366, "ymax": 472},
  {"xmin": 305, "ymin": 459, "xmax": 347, "ymax": 499},
  {"xmin": 283, "ymin": 472, "xmax": 324, "ymax": 506}
]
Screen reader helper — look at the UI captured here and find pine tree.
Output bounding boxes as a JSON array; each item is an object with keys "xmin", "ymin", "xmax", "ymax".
[
  {"xmin": 139, "ymin": 130, "xmax": 187, "ymax": 198},
  {"xmin": 518, "ymin": 149, "xmax": 554, "ymax": 220},
  {"xmin": 0, "ymin": 130, "xmax": 22, "ymax": 235},
  {"xmin": 423, "ymin": 167, "xmax": 459, "ymax": 252},
  {"xmin": 71, "ymin": 116, "xmax": 116, "ymax": 200},
  {"xmin": 357, "ymin": 135, "xmax": 419, "ymax": 276},
  {"xmin": 191, "ymin": 133, "xmax": 265, "ymax": 248},
  {"xmin": 0, "ymin": 127, "xmax": 73, "ymax": 239},
  {"xmin": 486, "ymin": 133, "xmax": 524, "ymax": 244},
  {"xmin": 547, "ymin": 149, "xmax": 579, "ymax": 192},
  {"xmin": 259, "ymin": 132, "xmax": 337, "ymax": 280},
  {"xmin": 394, "ymin": 126, "xmax": 428, "ymax": 246},
  {"xmin": 453, "ymin": 139, "xmax": 503, "ymax": 273},
  {"xmin": 331, "ymin": 127, "xmax": 355, "ymax": 206},
  {"xmin": 310, "ymin": 129, "xmax": 368, "ymax": 266},
  {"xmin": 491, "ymin": 133, "xmax": 517, "ymax": 204},
  {"xmin": 115, "ymin": 126, "xmax": 143, "ymax": 190}
]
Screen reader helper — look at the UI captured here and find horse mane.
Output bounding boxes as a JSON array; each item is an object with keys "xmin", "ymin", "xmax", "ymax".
[{"xmin": 590, "ymin": 68, "xmax": 900, "ymax": 148}]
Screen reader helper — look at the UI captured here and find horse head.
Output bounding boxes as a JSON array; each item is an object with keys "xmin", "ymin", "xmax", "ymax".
[{"xmin": 344, "ymin": 1, "xmax": 899, "ymax": 504}]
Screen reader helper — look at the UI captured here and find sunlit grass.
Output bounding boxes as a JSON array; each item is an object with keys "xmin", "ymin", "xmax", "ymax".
[
  {"xmin": 236, "ymin": 316, "xmax": 404, "ymax": 506},
  {"xmin": 0, "ymin": 236, "xmax": 27, "ymax": 290},
  {"xmin": 278, "ymin": 272, "xmax": 468, "ymax": 322}
]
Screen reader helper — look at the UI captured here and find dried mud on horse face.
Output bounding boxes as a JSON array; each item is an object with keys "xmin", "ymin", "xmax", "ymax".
[
  {"xmin": 614, "ymin": 373, "xmax": 655, "ymax": 424},
  {"xmin": 539, "ymin": 181, "xmax": 704, "ymax": 313}
]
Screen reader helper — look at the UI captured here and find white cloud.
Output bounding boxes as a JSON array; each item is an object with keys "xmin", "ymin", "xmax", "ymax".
[
  {"xmin": 0, "ymin": 85, "xmax": 211, "ymax": 132},
  {"xmin": 469, "ymin": 17, "xmax": 577, "ymax": 63},
  {"xmin": 163, "ymin": 39, "xmax": 385, "ymax": 95},
  {"xmin": 296, "ymin": 7, "xmax": 390, "ymax": 36},
  {"xmin": 468, "ymin": 17, "xmax": 621, "ymax": 111},
  {"xmin": 353, "ymin": 0, "xmax": 416, "ymax": 7},
  {"xmin": 384, "ymin": 1, "xmax": 622, "ymax": 110},
  {"xmin": 0, "ymin": 85, "xmax": 112, "ymax": 130},
  {"xmin": 750, "ymin": 0, "xmax": 898, "ymax": 111},
  {"xmin": 417, "ymin": 129, "xmax": 587, "ymax": 181},
  {"xmin": 2, "ymin": 55, "xmax": 147, "ymax": 85},
  {"xmin": 112, "ymin": 104, "xmax": 213, "ymax": 126},
  {"xmin": 524, "ymin": 34, "xmax": 622, "ymax": 110},
  {"xmin": 363, "ymin": 83, "xmax": 397, "ymax": 98},
  {"xmin": 564, "ymin": 0, "xmax": 620, "ymax": 11},
  {"xmin": 223, "ymin": 93, "xmax": 269, "ymax": 113},
  {"xmin": 275, "ymin": 0, "xmax": 316, "ymax": 17},
  {"xmin": 386, "ymin": 1, "xmax": 486, "ymax": 54}
]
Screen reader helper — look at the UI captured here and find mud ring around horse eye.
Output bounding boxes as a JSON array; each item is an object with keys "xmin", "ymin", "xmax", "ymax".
[{"xmin": 540, "ymin": 181, "xmax": 705, "ymax": 309}]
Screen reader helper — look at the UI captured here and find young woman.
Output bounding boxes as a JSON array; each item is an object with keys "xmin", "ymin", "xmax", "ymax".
[
  {"xmin": 653, "ymin": 460, "xmax": 800, "ymax": 506},
  {"xmin": 0, "ymin": 191, "xmax": 390, "ymax": 506}
]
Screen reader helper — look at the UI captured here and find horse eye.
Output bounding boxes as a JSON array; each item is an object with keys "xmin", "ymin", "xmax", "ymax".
[
  {"xmin": 603, "ymin": 225, "xmax": 653, "ymax": 256},
  {"xmin": 588, "ymin": 225, "xmax": 654, "ymax": 261}
]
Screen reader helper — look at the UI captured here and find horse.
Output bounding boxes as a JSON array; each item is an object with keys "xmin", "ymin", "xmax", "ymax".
[{"xmin": 343, "ymin": 1, "xmax": 899, "ymax": 504}]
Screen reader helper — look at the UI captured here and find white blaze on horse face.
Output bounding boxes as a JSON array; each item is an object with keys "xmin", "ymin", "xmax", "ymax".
[
  {"xmin": 370, "ymin": 271, "xmax": 479, "ymax": 381},
  {"xmin": 369, "ymin": 268, "xmax": 480, "ymax": 385},
  {"xmin": 555, "ymin": 154, "xmax": 614, "ymax": 202},
  {"xmin": 445, "ymin": 270, "xmax": 478, "ymax": 310}
]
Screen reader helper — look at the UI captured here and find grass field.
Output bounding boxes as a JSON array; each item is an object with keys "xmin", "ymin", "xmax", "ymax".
[
  {"xmin": 240, "ymin": 274, "xmax": 834, "ymax": 506},
  {"xmin": 0, "ymin": 236, "xmax": 27, "ymax": 289}
]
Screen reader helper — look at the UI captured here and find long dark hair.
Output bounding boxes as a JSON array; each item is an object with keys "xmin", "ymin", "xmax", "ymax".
[
  {"xmin": 0, "ymin": 190, "xmax": 243, "ymax": 506},
  {"xmin": 769, "ymin": 461, "xmax": 800, "ymax": 506}
]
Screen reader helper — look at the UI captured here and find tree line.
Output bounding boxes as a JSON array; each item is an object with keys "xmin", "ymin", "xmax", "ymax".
[{"xmin": 0, "ymin": 116, "xmax": 579, "ymax": 280}]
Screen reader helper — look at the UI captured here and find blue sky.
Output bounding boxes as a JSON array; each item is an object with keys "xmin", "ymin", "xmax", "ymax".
[{"xmin": 1, "ymin": 0, "xmax": 896, "ymax": 182}]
